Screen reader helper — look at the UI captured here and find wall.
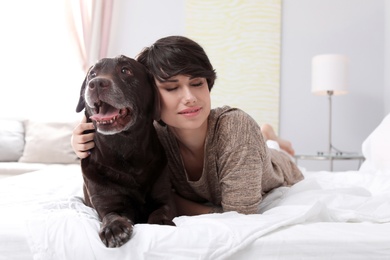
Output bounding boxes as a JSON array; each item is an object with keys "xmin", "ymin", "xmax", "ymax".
[
  {"xmin": 185, "ymin": 0, "xmax": 282, "ymax": 130},
  {"xmin": 280, "ymin": 0, "xmax": 386, "ymax": 171},
  {"xmin": 107, "ymin": 0, "xmax": 186, "ymax": 58}
]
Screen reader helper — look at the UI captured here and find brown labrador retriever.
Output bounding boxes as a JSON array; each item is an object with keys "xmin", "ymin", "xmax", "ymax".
[{"xmin": 76, "ymin": 55, "xmax": 175, "ymax": 248}]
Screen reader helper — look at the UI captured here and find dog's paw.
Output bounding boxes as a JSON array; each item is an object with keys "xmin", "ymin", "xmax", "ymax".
[{"xmin": 99, "ymin": 214, "xmax": 134, "ymax": 248}]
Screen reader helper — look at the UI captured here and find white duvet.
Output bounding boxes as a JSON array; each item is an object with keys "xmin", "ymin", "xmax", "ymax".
[{"xmin": 15, "ymin": 165, "xmax": 390, "ymax": 260}]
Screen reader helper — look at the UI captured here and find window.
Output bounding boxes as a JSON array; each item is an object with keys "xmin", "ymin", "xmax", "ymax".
[{"xmin": 0, "ymin": 0, "xmax": 83, "ymax": 120}]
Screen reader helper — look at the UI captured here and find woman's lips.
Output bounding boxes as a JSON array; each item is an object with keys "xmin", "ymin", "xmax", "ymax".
[{"xmin": 178, "ymin": 107, "xmax": 202, "ymax": 117}]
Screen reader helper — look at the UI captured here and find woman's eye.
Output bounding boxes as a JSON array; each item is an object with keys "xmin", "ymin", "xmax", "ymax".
[
  {"xmin": 192, "ymin": 81, "xmax": 203, "ymax": 87},
  {"xmin": 121, "ymin": 67, "xmax": 132, "ymax": 75},
  {"xmin": 165, "ymin": 87, "xmax": 178, "ymax": 92}
]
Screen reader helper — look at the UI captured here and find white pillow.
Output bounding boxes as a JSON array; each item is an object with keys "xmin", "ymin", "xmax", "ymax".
[
  {"xmin": 0, "ymin": 119, "xmax": 25, "ymax": 161},
  {"xmin": 360, "ymin": 113, "xmax": 390, "ymax": 174},
  {"xmin": 18, "ymin": 120, "xmax": 79, "ymax": 164}
]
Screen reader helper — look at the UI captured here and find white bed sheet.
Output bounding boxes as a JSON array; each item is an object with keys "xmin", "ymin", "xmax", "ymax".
[
  {"xmin": 1, "ymin": 164, "xmax": 390, "ymax": 260},
  {"xmin": 0, "ymin": 165, "xmax": 83, "ymax": 260}
]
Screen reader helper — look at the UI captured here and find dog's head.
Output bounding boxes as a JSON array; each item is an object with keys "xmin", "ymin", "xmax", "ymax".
[{"xmin": 76, "ymin": 55, "xmax": 157, "ymax": 135}]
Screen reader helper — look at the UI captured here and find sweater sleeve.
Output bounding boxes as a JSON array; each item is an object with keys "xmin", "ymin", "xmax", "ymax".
[{"xmin": 213, "ymin": 109, "xmax": 272, "ymax": 214}]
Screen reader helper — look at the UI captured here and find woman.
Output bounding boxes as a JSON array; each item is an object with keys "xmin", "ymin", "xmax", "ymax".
[{"xmin": 72, "ymin": 36, "xmax": 303, "ymax": 216}]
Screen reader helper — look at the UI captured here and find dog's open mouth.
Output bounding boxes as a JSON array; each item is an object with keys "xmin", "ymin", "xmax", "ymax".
[{"xmin": 89, "ymin": 101, "xmax": 132, "ymax": 133}]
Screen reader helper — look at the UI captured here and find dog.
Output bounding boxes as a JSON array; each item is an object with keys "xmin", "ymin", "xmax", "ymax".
[{"xmin": 75, "ymin": 55, "xmax": 175, "ymax": 248}]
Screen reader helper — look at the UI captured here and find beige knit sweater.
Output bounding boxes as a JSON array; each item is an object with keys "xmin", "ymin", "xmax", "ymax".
[{"xmin": 154, "ymin": 106, "xmax": 303, "ymax": 214}]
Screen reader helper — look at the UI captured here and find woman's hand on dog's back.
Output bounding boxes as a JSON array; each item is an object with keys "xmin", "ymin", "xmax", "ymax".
[{"xmin": 71, "ymin": 116, "xmax": 95, "ymax": 159}]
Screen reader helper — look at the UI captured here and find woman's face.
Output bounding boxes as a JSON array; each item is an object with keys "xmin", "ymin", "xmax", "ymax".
[{"xmin": 155, "ymin": 75, "xmax": 211, "ymax": 131}]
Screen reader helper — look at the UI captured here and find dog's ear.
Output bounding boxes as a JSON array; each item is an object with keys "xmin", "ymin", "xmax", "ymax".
[
  {"xmin": 76, "ymin": 76, "xmax": 87, "ymax": 113},
  {"xmin": 76, "ymin": 66, "xmax": 92, "ymax": 113},
  {"xmin": 152, "ymin": 81, "xmax": 167, "ymax": 126},
  {"xmin": 152, "ymin": 84, "xmax": 161, "ymax": 121}
]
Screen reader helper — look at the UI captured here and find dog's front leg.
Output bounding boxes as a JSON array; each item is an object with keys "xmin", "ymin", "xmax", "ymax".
[
  {"xmin": 147, "ymin": 167, "xmax": 176, "ymax": 226},
  {"xmin": 100, "ymin": 212, "xmax": 134, "ymax": 248},
  {"xmin": 87, "ymin": 184, "xmax": 135, "ymax": 247},
  {"xmin": 92, "ymin": 193, "xmax": 136, "ymax": 248}
]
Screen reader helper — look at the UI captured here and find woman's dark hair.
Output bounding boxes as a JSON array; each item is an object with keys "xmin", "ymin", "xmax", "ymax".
[{"xmin": 136, "ymin": 35, "xmax": 217, "ymax": 91}]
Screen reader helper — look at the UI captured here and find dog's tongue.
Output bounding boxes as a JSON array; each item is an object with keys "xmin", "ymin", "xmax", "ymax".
[{"xmin": 90, "ymin": 103, "xmax": 120, "ymax": 121}]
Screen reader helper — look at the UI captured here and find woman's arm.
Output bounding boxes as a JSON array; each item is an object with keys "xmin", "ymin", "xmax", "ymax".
[
  {"xmin": 215, "ymin": 109, "xmax": 268, "ymax": 214},
  {"xmin": 71, "ymin": 116, "xmax": 95, "ymax": 158},
  {"xmin": 216, "ymin": 109, "xmax": 302, "ymax": 214},
  {"xmin": 173, "ymin": 192, "xmax": 222, "ymax": 216}
]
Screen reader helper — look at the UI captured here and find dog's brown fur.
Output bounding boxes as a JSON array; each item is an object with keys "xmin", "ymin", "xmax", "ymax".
[{"xmin": 76, "ymin": 55, "xmax": 175, "ymax": 248}]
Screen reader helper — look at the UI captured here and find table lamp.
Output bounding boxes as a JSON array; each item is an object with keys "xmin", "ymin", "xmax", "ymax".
[{"xmin": 311, "ymin": 54, "xmax": 348, "ymax": 155}]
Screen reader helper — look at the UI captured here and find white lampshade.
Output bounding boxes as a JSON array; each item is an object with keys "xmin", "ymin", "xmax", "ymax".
[{"xmin": 311, "ymin": 54, "xmax": 348, "ymax": 96}]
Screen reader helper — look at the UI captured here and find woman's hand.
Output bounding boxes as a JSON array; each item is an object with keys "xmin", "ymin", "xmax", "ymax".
[{"xmin": 71, "ymin": 116, "xmax": 95, "ymax": 158}]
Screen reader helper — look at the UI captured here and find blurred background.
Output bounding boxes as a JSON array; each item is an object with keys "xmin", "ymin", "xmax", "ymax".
[{"xmin": 0, "ymin": 0, "xmax": 388, "ymax": 171}]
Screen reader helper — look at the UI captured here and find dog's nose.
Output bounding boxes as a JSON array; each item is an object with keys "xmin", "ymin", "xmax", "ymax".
[{"xmin": 89, "ymin": 78, "xmax": 111, "ymax": 90}]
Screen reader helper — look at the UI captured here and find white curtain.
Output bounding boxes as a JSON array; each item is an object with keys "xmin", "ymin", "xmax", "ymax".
[{"xmin": 66, "ymin": 0, "xmax": 114, "ymax": 72}]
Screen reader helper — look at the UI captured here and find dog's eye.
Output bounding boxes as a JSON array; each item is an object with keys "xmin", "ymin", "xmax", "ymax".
[
  {"xmin": 121, "ymin": 67, "xmax": 132, "ymax": 75},
  {"xmin": 89, "ymin": 71, "xmax": 97, "ymax": 78}
]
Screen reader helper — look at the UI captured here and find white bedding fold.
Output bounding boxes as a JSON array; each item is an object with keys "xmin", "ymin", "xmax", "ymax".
[{"xmin": 26, "ymin": 198, "xmax": 323, "ymax": 260}]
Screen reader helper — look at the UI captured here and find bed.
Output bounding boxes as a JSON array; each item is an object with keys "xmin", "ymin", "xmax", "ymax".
[{"xmin": 1, "ymin": 113, "xmax": 389, "ymax": 260}]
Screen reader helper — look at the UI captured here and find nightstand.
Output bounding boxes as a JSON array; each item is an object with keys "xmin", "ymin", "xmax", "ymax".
[{"xmin": 294, "ymin": 153, "xmax": 365, "ymax": 171}]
